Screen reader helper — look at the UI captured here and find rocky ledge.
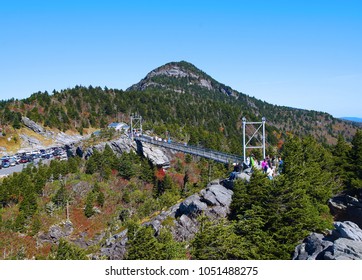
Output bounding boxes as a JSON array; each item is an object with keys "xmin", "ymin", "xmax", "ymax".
[
  {"xmin": 328, "ymin": 194, "xmax": 362, "ymax": 229},
  {"xmin": 100, "ymin": 180, "xmax": 233, "ymax": 259},
  {"xmin": 293, "ymin": 221, "xmax": 362, "ymax": 260}
]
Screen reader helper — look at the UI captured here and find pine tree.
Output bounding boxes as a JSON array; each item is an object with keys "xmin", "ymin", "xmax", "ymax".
[
  {"xmin": 332, "ymin": 134, "xmax": 351, "ymax": 186},
  {"xmin": 157, "ymin": 228, "xmax": 187, "ymax": 260},
  {"xmin": 84, "ymin": 192, "xmax": 94, "ymax": 218},
  {"xmin": 349, "ymin": 130, "xmax": 362, "ymax": 190},
  {"xmin": 52, "ymin": 184, "xmax": 68, "ymax": 208},
  {"xmin": 126, "ymin": 225, "xmax": 160, "ymax": 260},
  {"xmin": 191, "ymin": 218, "xmax": 244, "ymax": 260},
  {"xmin": 55, "ymin": 239, "xmax": 88, "ymax": 260}
]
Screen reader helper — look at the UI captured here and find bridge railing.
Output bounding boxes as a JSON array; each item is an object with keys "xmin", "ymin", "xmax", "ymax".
[{"xmin": 135, "ymin": 136, "xmax": 243, "ymax": 164}]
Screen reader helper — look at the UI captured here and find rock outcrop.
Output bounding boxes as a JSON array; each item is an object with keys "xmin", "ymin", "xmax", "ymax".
[
  {"xmin": 99, "ymin": 180, "xmax": 233, "ymax": 259},
  {"xmin": 38, "ymin": 220, "xmax": 74, "ymax": 244},
  {"xmin": 67, "ymin": 135, "xmax": 171, "ymax": 167},
  {"xmin": 22, "ymin": 117, "xmax": 48, "ymax": 135},
  {"xmin": 293, "ymin": 221, "xmax": 362, "ymax": 260},
  {"xmin": 328, "ymin": 194, "xmax": 362, "ymax": 229}
]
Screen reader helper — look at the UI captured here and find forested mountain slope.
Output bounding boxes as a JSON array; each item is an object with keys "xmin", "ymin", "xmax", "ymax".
[{"xmin": 0, "ymin": 61, "xmax": 358, "ymax": 155}]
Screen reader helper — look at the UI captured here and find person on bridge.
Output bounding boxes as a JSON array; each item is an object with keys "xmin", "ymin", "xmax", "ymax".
[{"xmin": 261, "ymin": 158, "xmax": 269, "ymax": 173}]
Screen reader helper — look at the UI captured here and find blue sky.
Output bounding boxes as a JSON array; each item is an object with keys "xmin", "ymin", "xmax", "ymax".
[{"xmin": 1, "ymin": 0, "xmax": 361, "ymax": 117}]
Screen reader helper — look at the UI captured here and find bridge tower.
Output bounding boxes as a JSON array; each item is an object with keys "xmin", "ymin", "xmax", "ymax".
[
  {"xmin": 242, "ymin": 117, "xmax": 266, "ymax": 162},
  {"xmin": 130, "ymin": 113, "xmax": 142, "ymax": 138}
]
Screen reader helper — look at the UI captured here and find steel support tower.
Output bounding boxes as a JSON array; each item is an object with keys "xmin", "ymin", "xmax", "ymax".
[
  {"xmin": 242, "ymin": 117, "xmax": 266, "ymax": 162},
  {"xmin": 130, "ymin": 113, "xmax": 142, "ymax": 138}
]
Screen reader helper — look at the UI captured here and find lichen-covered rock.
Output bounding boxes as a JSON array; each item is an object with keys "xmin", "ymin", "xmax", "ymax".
[{"xmin": 293, "ymin": 221, "xmax": 362, "ymax": 260}]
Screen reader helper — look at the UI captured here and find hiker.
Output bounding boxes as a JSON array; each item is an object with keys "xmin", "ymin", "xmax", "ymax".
[
  {"xmin": 267, "ymin": 166, "xmax": 274, "ymax": 180},
  {"xmin": 278, "ymin": 157, "xmax": 284, "ymax": 174},
  {"xmin": 261, "ymin": 158, "xmax": 268, "ymax": 173},
  {"xmin": 246, "ymin": 156, "xmax": 250, "ymax": 168},
  {"xmin": 267, "ymin": 155, "xmax": 272, "ymax": 170},
  {"xmin": 229, "ymin": 163, "xmax": 239, "ymax": 180}
]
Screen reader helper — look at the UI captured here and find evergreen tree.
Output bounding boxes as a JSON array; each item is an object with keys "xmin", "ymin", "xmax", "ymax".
[
  {"xmin": 191, "ymin": 218, "xmax": 244, "ymax": 260},
  {"xmin": 84, "ymin": 192, "xmax": 95, "ymax": 218},
  {"xmin": 349, "ymin": 130, "xmax": 362, "ymax": 190},
  {"xmin": 332, "ymin": 134, "xmax": 351, "ymax": 186},
  {"xmin": 156, "ymin": 228, "xmax": 187, "ymax": 260},
  {"xmin": 55, "ymin": 239, "xmax": 88, "ymax": 260},
  {"xmin": 126, "ymin": 225, "xmax": 160, "ymax": 260},
  {"xmin": 96, "ymin": 191, "xmax": 105, "ymax": 207},
  {"xmin": 52, "ymin": 184, "xmax": 68, "ymax": 208}
]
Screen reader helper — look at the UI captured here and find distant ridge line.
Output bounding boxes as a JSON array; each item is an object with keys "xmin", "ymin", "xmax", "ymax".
[{"xmin": 340, "ymin": 117, "xmax": 362, "ymax": 123}]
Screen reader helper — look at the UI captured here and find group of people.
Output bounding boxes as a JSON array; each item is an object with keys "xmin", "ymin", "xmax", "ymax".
[
  {"xmin": 230, "ymin": 154, "xmax": 284, "ymax": 181},
  {"xmin": 260, "ymin": 155, "xmax": 283, "ymax": 180}
]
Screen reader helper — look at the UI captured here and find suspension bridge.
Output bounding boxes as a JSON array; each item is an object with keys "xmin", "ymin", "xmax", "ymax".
[
  {"xmin": 134, "ymin": 136, "xmax": 243, "ymax": 164},
  {"xmin": 131, "ymin": 114, "xmax": 266, "ymax": 165}
]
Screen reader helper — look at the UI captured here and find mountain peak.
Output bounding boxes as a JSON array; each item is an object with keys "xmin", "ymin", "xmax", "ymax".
[{"xmin": 126, "ymin": 61, "xmax": 237, "ymax": 97}]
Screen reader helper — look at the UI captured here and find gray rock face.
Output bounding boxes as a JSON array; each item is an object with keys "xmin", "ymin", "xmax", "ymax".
[
  {"xmin": 324, "ymin": 238, "xmax": 362, "ymax": 260},
  {"xmin": 99, "ymin": 182, "xmax": 233, "ymax": 259},
  {"xmin": 178, "ymin": 194, "xmax": 208, "ymax": 217},
  {"xmin": 76, "ymin": 136, "xmax": 170, "ymax": 167},
  {"xmin": 293, "ymin": 221, "xmax": 362, "ymax": 260},
  {"xmin": 235, "ymin": 172, "xmax": 251, "ymax": 182},
  {"xmin": 332, "ymin": 221, "xmax": 362, "ymax": 241},
  {"xmin": 200, "ymin": 185, "xmax": 233, "ymax": 207},
  {"xmin": 328, "ymin": 195, "xmax": 362, "ymax": 228},
  {"xmin": 140, "ymin": 142, "xmax": 170, "ymax": 166},
  {"xmin": 38, "ymin": 220, "xmax": 74, "ymax": 244},
  {"xmin": 293, "ymin": 233, "xmax": 333, "ymax": 260},
  {"xmin": 100, "ymin": 230, "xmax": 128, "ymax": 260},
  {"xmin": 22, "ymin": 117, "xmax": 46, "ymax": 134}
]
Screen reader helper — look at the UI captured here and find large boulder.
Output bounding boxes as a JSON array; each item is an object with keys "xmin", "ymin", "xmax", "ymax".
[
  {"xmin": 177, "ymin": 194, "xmax": 208, "ymax": 217},
  {"xmin": 138, "ymin": 142, "xmax": 170, "ymax": 166},
  {"xmin": 100, "ymin": 230, "xmax": 128, "ymax": 260},
  {"xmin": 200, "ymin": 185, "xmax": 233, "ymax": 207},
  {"xmin": 293, "ymin": 221, "xmax": 362, "ymax": 260},
  {"xmin": 332, "ymin": 221, "xmax": 362, "ymax": 241},
  {"xmin": 293, "ymin": 233, "xmax": 333, "ymax": 260},
  {"xmin": 324, "ymin": 238, "xmax": 362, "ymax": 260}
]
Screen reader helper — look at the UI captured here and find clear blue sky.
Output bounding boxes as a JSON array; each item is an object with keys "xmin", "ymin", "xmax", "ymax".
[{"xmin": 1, "ymin": 0, "xmax": 361, "ymax": 118}]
